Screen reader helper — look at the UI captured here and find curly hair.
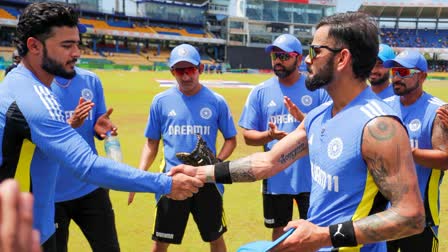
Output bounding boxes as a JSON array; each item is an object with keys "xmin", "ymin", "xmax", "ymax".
[
  {"xmin": 316, "ymin": 12, "xmax": 379, "ymax": 81},
  {"xmin": 14, "ymin": 2, "xmax": 79, "ymax": 57}
]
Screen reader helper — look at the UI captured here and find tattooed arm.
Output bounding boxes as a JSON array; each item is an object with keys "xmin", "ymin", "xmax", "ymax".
[
  {"xmin": 355, "ymin": 116, "xmax": 425, "ymax": 244},
  {"xmin": 412, "ymin": 104, "xmax": 448, "ymax": 171},
  {"xmin": 169, "ymin": 122, "xmax": 309, "ymax": 182}
]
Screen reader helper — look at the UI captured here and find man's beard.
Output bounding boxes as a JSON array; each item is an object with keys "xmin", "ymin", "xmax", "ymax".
[
  {"xmin": 393, "ymin": 79, "xmax": 420, "ymax": 96},
  {"xmin": 41, "ymin": 46, "xmax": 76, "ymax": 79},
  {"xmin": 305, "ymin": 56, "xmax": 334, "ymax": 91},
  {"xmin": 369, "ymin": 72, "xmax": 390, "ymax": 86},
  {"xmin": 273, "ymin": 58, "xmax": 297, "ymax": 79}
]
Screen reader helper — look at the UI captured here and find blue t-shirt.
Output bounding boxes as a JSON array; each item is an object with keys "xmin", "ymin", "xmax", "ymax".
[
  {"xmin": 385, "ymin": 93, "xmax": 445, "ymax": 227},
  {"xmin": 52, "ymin": 67, "xmax": 107, "ymax": 202},
  {"xmin": 370, "ymin": 84, "xmax": 394, "ymax": 100},
  {"xmin": 305, "ymin": 88, "xmax": 399, "ymax": 252},
  {"xmin": 145, "ymin": 85, "xmax": 237, "ymax": 198},
  {"xmin": 0, "ymin": 64, "xmax": 172, "ymax": 243},
  {"xmin": 239, "ymin": 75, "xmax": 330, "ymax": 194}
]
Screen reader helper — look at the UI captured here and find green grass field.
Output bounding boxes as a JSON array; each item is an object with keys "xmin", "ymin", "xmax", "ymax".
[{"xmin": 1, "ymin": 70, "xmax": 447, "ymax": 251}]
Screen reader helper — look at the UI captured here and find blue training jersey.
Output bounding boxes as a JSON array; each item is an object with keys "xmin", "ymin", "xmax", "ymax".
[
  {"xmin": 239, "ymin": 75, "xmax": 330, "ymax": 194},
  {"xmin": 385, "ymin": 93, "xmax": 445, "ymax": 227},
  {"xmin": 373, "ymin": 84, "xmax": 394, "ymax": 100},
  {"xmin": 305, "ymin": 87, "xmax": 399, "ymax": 252},
  {"xmin": 145, "ymin": 85, "xmax": 237, "ymax": 198},
  {"xmin": 0, "ymin": 64, "xmax": 172, "ymax": 243},
  {"xmin": 52, "ymin": 67, "xmax": 106, "ymax": 202}
]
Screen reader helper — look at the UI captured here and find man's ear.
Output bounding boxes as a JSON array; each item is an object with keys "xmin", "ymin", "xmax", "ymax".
[
  {"xmin": 198, "ymin": 63, "xmax": 204, "ymax": 74},
  {"xmin": 26, "ymin": 37, "xmax": 43, "ymax": 55}
]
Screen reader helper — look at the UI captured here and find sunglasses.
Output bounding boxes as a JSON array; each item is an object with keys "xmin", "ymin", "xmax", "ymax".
[
  {"xmin": 391, "ymin": 67, "xmax": 421, "ymax": 78},
  {"xmin": 171, "ymin": 67, "xmax": 198, "ymax": 76},
  {"xmin": 308, "ymin": 45, "xmax": 343, "ymax": 62},
  {"xmin": 270, "ymin": 52, "xmax": 298, "ymax": 61}
]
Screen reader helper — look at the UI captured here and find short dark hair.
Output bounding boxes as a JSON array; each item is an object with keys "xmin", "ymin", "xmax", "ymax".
[
  {"xmin": 14, "ymin": 2, "xmax": 79, "ymax": 57},
  {"xmin": 316, "ymin": 12, "xmax": 379, "ymax": 80}
]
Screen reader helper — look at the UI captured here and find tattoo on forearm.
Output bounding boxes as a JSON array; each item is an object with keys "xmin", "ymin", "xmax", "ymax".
[
  {"xmin": 279, "ymin": 142, "xmax": 306, "ymax": 164},
  {"xmin": 356, "ymin": 209, "xmax": 424, "ymax": 242},
  {"xmin": 367, "ymin": 120, "xmax": 396, "ymax": 141},
  {"xmin": 229, "ymin": 157, "xmax": 256, "ymax": 182}
]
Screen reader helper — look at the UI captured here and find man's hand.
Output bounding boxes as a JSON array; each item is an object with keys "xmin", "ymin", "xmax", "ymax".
[
  {"xmin": 165, "ymin": 172, "xmax": 204, "ymax": 200},
  {"xmin": 67, "ymin": 97, "xmax": 94, "ymax": 128},
  {"xmin": 271, "ymin": 219, "xmax": 331, "ymax": 252},
  {"xmin": 0, "ymin": 179, "xmax": 42, "ymax": 252},
  {"xmin": 94, "ymin": 108, "xmax": 117, "ymax": 138},
  {"xmin": 268, "ymin": 122, "xmax": 288, "ymax": 140},
  {"xmin": 284, "ymin": 96, "xmax": 305, "ymax": 122},
  {"xmin": 436, "ymin": 106, "xmax": 448, "ymax": 129}
]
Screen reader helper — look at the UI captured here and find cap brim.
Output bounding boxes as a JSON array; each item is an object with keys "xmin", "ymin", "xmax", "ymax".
[
  {"xmin": 169, "ymin": 58, "xmax": 200, "ymax": 68},
  {"xmin": 77, "ymin": 24, "xmax": 87, "ymax": 34},
  {"xmin": 265, "ymin": 44, "xmax": 294, "ymax": 53},
  {"xmin": 237, "ymin": 228, "xmax": 295, "ymax": 252},
  {"xmin": 383, "ymin": 59, "xmax": 415, "ymax": 69}
]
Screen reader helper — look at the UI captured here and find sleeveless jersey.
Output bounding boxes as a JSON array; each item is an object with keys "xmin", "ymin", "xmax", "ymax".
[
  {"xmin": 305, "ymin": 87, "xmax": 399, "ymax": 252},
  {"xmin": 239, "ymin": 75, "xmax": 330, "ymax": 194}
]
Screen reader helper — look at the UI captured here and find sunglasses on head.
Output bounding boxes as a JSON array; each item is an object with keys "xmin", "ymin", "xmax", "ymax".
[
  {"xmin": 308, "ymin": 45, "xmax": 343, "ymax": 62},
  {"xmin": 270, "ymin": 52, "xmax": 298, "ymax": 61},
  {"xmin": 391, "ymin": 67, "xmax": 421, "ymax": 78},
  {"xmin": 171, "ymin": 66, "xmax": 198, "ymax": 76}
]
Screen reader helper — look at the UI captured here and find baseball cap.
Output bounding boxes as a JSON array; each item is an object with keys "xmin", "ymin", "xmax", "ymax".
[
  {"xmin": 169, "ymin": 44, "xmax": 201, "ymax": 68},
  {"xmin": 378, "ymin": 44, "xmax": 395, "ymax": 62},
  {"xmin": 237, "ymin": 228, "xmax": 295, "ymax": 252},
  {"xmin": 265, "ymin": 34, "xmax": 302, "ymax": 55},
  {"xmin": 383, "ymin": 50, "xmax": 428, "ymax": 72}
]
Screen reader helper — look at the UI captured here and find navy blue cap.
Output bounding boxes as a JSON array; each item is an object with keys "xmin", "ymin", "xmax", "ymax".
[
  {"xmin": 384, "ymin": 50, "xmax": 428, "ymax": 72},
  {"xmin": 265, "ymin": 34, "xmax": 302, "ymax": 55},
  {"xmin": 378, "ymin": 44, "xmax": 395, "ymax": 62},
  {"xmin": 169, "ymin": 44, "xmax": 201, "ymax": 68}
]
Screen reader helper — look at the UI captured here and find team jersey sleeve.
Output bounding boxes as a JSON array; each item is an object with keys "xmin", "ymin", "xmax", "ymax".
[
  {"xmin": 21, "ymin": 87, "xmax": 172, "ymax": 194},
  {"xmin": 93, "ymin": 75, "xmax": 107, "ymax": 120},
  {"xmin": 238, "ymin": 87, "xmax": 262, "ymax": 130},
  {"xmin": 217, "ymin": 96, "xmax": 237, "ymax": 139},
  {"xmin": 144, "ymin": 96, "xmax": 162, "ymax": 140}
]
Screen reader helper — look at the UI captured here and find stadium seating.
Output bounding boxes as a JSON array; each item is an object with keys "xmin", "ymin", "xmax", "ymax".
[
  {"xmin": 381, "ymin": 28, "xmax": 448, "ymax": 48},
  {"xmin": 0, "ymin": 7, "xmax": 16, "ymax": 20}
]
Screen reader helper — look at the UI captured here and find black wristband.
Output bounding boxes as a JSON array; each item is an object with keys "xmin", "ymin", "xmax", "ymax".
[
  {"xmin": 214, "ymin": 161, "xmax": 232, "ymax": 184},
  {"xmin": 217, "ymin": 158, "xmax": 223, "ymax": 163},
  {"xmin": 329, "ymin": 221, "xmax": 357, "ymax": 248}
]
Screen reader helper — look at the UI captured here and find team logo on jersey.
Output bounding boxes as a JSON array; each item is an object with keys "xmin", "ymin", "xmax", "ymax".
[
  {"xmin": 200, "ymin": 107, "xmax": 212, "ymax": 119},
  {"xmin": 301, "ymin": 95, "xmax": 312, "ymax": 106},
  {"xmin": 81, "ymin": 88, "xmax": 93, "ymax": 101},
  {"xmin": 268, "ymin": 100, "xmax": 277, "ymax": 107},
  {"xmin": 409, "ymin": 119, "xmax": 421, "ymax": 132},
  {"xmin": 328, "ymin": 137, "xmax": 343, "ymax": 160}
]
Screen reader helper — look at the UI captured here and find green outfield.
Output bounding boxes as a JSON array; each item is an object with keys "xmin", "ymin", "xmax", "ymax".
[{"xmin": 1, "ymin": 70, "xmax": 447, "ymax": 251}]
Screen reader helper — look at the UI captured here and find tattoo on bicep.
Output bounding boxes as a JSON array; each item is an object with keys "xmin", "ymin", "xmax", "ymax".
[
  {"xmin": 366, "ymin": 119, "xmax": 396, "ymax": 141},
  {"xmin": 278, "ymin": 142, "xmax": 306, "ymax": 164},
  {"xmin": 366, "ymin": 143, "xmax": 408, "ymax": 203},
  {"xmin": 229, "ymin": 157, "xmax": 256, "ymax": 182},
  {"xmin": 433, "ymin": 107, "xmax": 448, "ymax": 152}
]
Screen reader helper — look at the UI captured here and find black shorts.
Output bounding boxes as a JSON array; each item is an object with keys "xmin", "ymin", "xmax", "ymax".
[
  {"xmin": 152, "ymin": 183, "xmax": 227, "ymax": 244},
  {"xmin": 263, "ymin": 193, "xmax": 310, "ymax": 228},
  {"xmin": 387, "ymin": 225, "xmax": 438, "ymax": 252},
  {"xmin": 55, "ymin": 188, "xmax": 119, "ymax": 252}
]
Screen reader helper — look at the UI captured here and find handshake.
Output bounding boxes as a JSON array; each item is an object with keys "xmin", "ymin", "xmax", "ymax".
[
  {"xmin": 128, "ymin": 135, "xmax": 217, "ymax": 204},
  {"xmin": 166, "ymin": 134, "xmax": 219, "ymax": 200}
]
